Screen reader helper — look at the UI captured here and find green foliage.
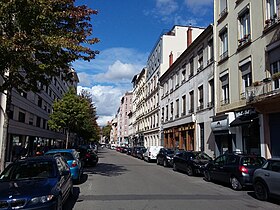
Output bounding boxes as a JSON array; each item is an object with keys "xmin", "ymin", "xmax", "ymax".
[
  {"xmin": 0, "ymin": 0, "xmax": 99, "ymax": 93},
  {"xmin": 48, "ymin": 88, "xmax": 99, "ymax": 140},
  {"xmin": 102, "ymin": 124, "xmax": 111, "ymax": 140}
]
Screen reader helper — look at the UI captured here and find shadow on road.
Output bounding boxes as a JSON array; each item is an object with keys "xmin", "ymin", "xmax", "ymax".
[
  {"xmin": 83, "ymin": 163, "xmax": 127, "ymax": 177},
  {"xmin": 63, "ymin": 186, "xmax": 80, "ymax": 210}
]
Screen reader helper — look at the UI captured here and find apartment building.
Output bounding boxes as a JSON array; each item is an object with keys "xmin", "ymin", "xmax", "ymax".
[
  {"xmin": 4, "ymin": 69, "xmax": 79, "ymax": 163},
  {"xmin": 117, "ymin": 92, "xmax": 132, "ymax": 146},
  {"xmin": 159, "ymin": 25, "xmax": 215, "ymax": 156},
  {"xmin": 144, "ymin": 25, "xmax": 205, "ymax": 148},
  {"xmin": 110, "ymin": 117, "xmax": 118, "ymax": 145},
  {"xmin": 131, "ymin": 68, "xmax": 147, "ymax": 146},
  {"xmin": 212, "ymin": 0, "xmax": 280, "ymax": 158}
]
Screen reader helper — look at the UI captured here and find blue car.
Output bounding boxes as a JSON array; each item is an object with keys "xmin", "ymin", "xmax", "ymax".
[
  {"xmin": 45, "ymin": 149, "xmax": 83, "ymax": 183},
  {"xmin": 0, "ymin": 155, "xmax": 72, "ymax": 210}
]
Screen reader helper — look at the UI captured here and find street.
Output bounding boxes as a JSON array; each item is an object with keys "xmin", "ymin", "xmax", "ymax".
[{"xmin": 64, "ymin": 149, "xmax": 280, "ymax": 210}]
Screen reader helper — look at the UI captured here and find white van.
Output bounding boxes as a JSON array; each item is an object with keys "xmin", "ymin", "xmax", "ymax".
[{"xmin": 143, "ymin": 146, "xmax": 163, "ymax": 162}]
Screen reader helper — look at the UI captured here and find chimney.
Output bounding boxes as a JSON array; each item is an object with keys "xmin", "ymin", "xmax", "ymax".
[
  {"xmin": 187, "ymin": 27, "xmax": 193, "ymax": 47},
  {"xmin": 169, "ymin": 52, "xmax": 173, "ymax": 67}
]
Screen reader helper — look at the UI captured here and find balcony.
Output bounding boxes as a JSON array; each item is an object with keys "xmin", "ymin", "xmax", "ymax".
[
  {"xmin": 207, "ymin": 101, "xmax": 214, "ymax": 108},
  {"xmin": 245, "ymin": 78, "xmax": 280, "ymax": 103},
  {"xmin": 264, "ymin": 15, "xmax": 280, "ymax": 31},
  {"xmin": 197, "ymin": 105, "xmax": 204, "ymax": 111}
]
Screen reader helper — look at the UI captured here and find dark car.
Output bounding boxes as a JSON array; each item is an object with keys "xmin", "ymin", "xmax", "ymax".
[
  {"xmin": 136, "ymin": 147, "xmax": 147, "ymax": 160},
  {"xmin": 131, "ymin": 146, "xmax": 145, "ymax": 157},
  {"xmin": 156, "ymin": 148, "xmax": 175, "ymax": 167},
  {"xmin": 204, "ymin": 153, "xmax": 266, "ymax": 190},
  {"xmin": 173, "ymin": 151, "xmax": 212, "ymax": 176},
  {"xmin": 253, "ymin": 158, "xmax": 280, "ymax": 201},
  {"xmin": 120, "ymin": 146, "xmax": 128, "ymax": 153},
  {"xmin": 78, "ymin": 145, "xmax": 99, "ymax": 167},
  {"xmin": 0, "ymin": 156, "xmax": 72, "ymax": 210},
  {"xmin": 126, "ymin": 147, "xmax": 132, "ymax": 155}
]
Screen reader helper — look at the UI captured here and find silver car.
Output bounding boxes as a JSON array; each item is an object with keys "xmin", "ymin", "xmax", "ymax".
[{"xmin": 253, "ymin": 158, "xmax": 280, "ymax": 201}]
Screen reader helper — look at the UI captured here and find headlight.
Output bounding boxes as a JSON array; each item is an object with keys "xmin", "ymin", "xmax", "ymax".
[
  {"xmin": 166, "ymin": 156, "xmax": 171, "ymax": 160},
  {"xmin": 30, "ymin": 195, "xmax": 54, "ymax": 204}
]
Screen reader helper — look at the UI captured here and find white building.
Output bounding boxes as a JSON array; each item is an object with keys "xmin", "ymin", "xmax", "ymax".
[
  {"xmin": 159, "ymin": 25, "xmax": 215, "ymax": 156},
  {"xmin": 144, "ymin": 25, "xmax": 205, "ymax": 148}
]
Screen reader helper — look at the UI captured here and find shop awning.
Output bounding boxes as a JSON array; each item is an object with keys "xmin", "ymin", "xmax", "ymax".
[{"xmin": 230, "ymin": 114, "xmax": 258, "ymax": 127}]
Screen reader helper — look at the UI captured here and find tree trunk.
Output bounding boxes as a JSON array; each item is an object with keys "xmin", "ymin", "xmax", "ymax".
[{"xmin": 66, "ymin": 129, "xmax": 69, "ymax": 149}]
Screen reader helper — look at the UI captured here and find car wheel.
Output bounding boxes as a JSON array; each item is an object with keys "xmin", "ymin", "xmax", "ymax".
[
  {"xmin": 230, "ymin": 176, "xmax": 242, "ymax": 190},
  {"xmin": 56, "ymin": 195, "xmax": 63, "ymax": 210},
  {"xmin": 186, "ymin": 166, "xmax": 194, "ymax": 176},
  {"xmin": 69, "ymin": 181, "xmax": 74, "ymax": 197},
  {"xmin": 156, "ymin": 158, "xmax": 160, "ymax": 165},
  {"xmin": 204, "ymin": 171, "xmax": 211, "ymax": 182},
  {"xmin": 254, "ymin": 181, "xmax": 269, "ymax": 201},
  {"xmin": 173, "ymin": 162, "xmax": 177, "ymax": 171},
  {"xmin": 147, "ymin": 157, "xmax": 150, "ymax": 163},
  {"xmin": 163, "ymin": 160, "xmax": 167, "ymax": 167}
]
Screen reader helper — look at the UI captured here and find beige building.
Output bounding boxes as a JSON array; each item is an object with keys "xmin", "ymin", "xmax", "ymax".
[
  {"xmin": 212, "ymin": 0, "xmax": 280, "ymax": 158},
  {"xmin": 131, "ymin": 68, "xmax": 147, "ymax": 146},
  {"xmin": 159, "ymin": 25, "xmax": 215, "ymax": 157},
  {"xmin": 144, "ymin": 25, "xmax": 205, "ymax": 148}
]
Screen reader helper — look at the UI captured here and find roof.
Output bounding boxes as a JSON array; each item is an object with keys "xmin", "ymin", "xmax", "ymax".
[{"xmin": 45, "ymin": 149, "xmax": 76, "ymax": 154}]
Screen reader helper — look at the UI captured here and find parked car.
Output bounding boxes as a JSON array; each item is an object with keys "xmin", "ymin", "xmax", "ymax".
[
  {"xmin": 0, "ymin": 155, "xmax": 72, "ymax": 210},
  {"xmin": 173, "ymin": 151, "xmax": 212, "ymax": 176},
  {"xmin": 120, "ymin": 146, "xmax": 128, "ymax": 153},
  {"xmin": 126, "ymin": 147, "xmax": 132, "ymax": 155},
  {"xmin": 131, "ymin": 146, "xmax": 145, "ymax": 157},
  {"xmin": 253, "ymin": 158, "xmax": 280, "ymax": 201},
  {"xmin": 204, "ymin": 153, "xmax": 266, "ymax": 190},
  {"xmin": 156, "ymin": 148, "xmax": 175, "ymax": 167},
  {"xmin": 77, "ymin": 145, "xmax": 99, "ymax": 167},
  {"xmin": 143, "ymin": 146, "xmax": 163, "ymax": 162},
  {"xmin": 137, "ymin": 147, "xmax": 147, "ymax": 160},
  {"xmin": 45, "ymin": 149, "xmax": 83, "ymax": 183}
]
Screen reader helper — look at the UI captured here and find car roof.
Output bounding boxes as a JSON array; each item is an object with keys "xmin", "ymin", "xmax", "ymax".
[{"xmin": 16, "ymin": 155, "xmax": 58, "ymax": 163}]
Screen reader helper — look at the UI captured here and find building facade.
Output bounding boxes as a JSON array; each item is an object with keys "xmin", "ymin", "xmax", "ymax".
[
  {"xmin": 212, "ymin": 0, "xmax": 280, "ymax": 158},
  {"xmin": 131, "ymin": 68, "xmax": 147, "ymax": 146},
  {"xmin": 159, "ymin": 25, "xmax": 215, "ymax": 157},
  {"xmin": 144, "ymin": 25, "xmax": 205, "ymax": 148},
  {"xmin": 117, "ymin": 92, "xmax": 133, "ymax": 146},
  {"xmin": 4, "ymin": 69, "xmax": 79, "ymax": 163}
]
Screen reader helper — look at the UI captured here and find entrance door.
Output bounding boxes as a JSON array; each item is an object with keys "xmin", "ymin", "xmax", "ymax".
[{"xmin": 269, "ymin": 113, "xmax": 280, "ymax": 157}]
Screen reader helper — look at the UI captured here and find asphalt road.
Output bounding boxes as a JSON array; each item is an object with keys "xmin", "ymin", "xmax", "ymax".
[{"xmin": 64, "ymin": 148, "xmax": 279, "ymax": 210}]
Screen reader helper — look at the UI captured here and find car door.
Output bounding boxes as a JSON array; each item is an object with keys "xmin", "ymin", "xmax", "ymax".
[
  {"xmin": 56, "ymin": 157, "xmax": 69, "ymax": 199},
  {"xmin": 211, "ymin": 155, "xmax": 227, "ymax": 182},
  {"xmin": 266, "ymin": 160, "xmax": 280, "ymax": 195}
]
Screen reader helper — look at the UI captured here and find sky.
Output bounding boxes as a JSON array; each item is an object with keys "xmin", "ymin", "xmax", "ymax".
[{"xmin": 73, "ymin": 0, "xmax": 214, "ymax": 126}]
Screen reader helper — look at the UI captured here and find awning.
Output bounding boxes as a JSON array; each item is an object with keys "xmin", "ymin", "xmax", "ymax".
[{"xmin": 230, "ymin": 114, "xmax": 258, "ymax": 127}]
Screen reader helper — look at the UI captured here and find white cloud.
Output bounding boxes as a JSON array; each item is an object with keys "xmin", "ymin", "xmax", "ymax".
[
  {"xmin": 184, "ymin": 0, "xmax": 213, "ymax": 13},
  {"xmin": 156, "ymin": 0, "xmax": 179, "ymax": 16},
  {"xmin": 77, "ymin": 85, "xmax": 129, "ymax": 126}
]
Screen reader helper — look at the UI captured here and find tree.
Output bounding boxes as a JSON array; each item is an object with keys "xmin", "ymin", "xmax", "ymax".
[
  {"xmin": 0, "ymin": 0, "xmax": 99, "ymax": 93},
  {"xmin": 48, "ymin": 88, "xmax": 98, "ymax": 148},
  {"xmin": 102, "ymin": 124, "xmax": 112, "ymax": 141}
]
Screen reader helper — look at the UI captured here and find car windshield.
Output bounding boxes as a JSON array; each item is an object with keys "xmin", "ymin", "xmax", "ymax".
[
  {"xmin": 193, "ymin": 152, "xmax": 212, "ymax": 160},
  {"xmin": 0, "ymin": 161, "xmax": 55, "ymax": 181},
  {"xmin": 46, "ymin": 152, "xmax": 74, "ymax": 161},
  {"xmin": 241, "ymin": 157, "xmax": 265, "ymax": 166},
  {"xmin": 166, "ymin": 150, "xmax": 174, "ymax": 155}
]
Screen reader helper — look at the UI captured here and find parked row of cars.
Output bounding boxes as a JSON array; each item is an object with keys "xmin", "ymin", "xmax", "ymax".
[
  {"xmin": 0, "ymin": 145, "xmax": 99, "ymax": 209},
  {"xmin": 113, "ymin": 146, "xmax": 280, "ymax": 202}
]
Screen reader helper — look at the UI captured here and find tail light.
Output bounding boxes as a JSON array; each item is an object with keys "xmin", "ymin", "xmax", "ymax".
[
  {"xmin": 239, "ymin": 166, "xmax": 248, "ymax": 174},
  {"xmin": 86, "ymin": 153, "xmax": 91, "ymax": 158},
  {"xmin": 71, "ymin": 160, "xmax": 77, "ymax": 167}
]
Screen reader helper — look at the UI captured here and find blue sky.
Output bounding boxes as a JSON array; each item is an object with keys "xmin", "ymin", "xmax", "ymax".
[{"xmin": 73, "ymin": 0, "xmax": 214, "ymax": 126}]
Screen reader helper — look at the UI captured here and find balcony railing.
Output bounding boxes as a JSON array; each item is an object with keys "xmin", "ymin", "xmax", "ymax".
[{"xmin": 245, "ymin": 78, "xmax": 280, "ymax": 103}]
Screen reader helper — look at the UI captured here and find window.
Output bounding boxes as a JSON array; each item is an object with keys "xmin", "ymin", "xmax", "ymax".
[
  {"xmin": 18, "ymin": 111, "xmax": 25, "ymax": 123},
  {"xmin": 219, "ymin": 0, "xmax": 228, "ymax": 17},
  {"xmin": 161, "ymin": 107, "xmax": 164, "ymax": 121},
  {"xmin": 266, "ymin": 0, "xmax": 280, "ymax": 23},
  {"xmin": 220, "ymin": 74, "xmax": 230, "ymax": 105},
  {"xmin": 36, "ymin": 116, "xmax": 41, "ymax": 128},
  {"xmin": 208, "ymin": 79, "xmax": 214, "ymax": 107},
  {"xmin": 182, "ymin": 95, "xmax": 186, "ymax": 115},
  {"xmin": 166, "ymin": 105, "xmax": 169, "ymax": 121},
  {"xmin": 207, "ymin": 39, "xmax": 214, "ymax": 64},
  {"xmin": 20, "ymin": 91, "xmax": 27, "ymax": 98},
  {"xmin": 175, "ymin": 99, "xmax": 179, "ymax": 118},
  {"xmin": 182, "ymin": 69, "xmax": 186, "ymax": 82},
  {"xmin": 37, "ymin": 97, "xmax": 42, "ymax": 108},
  {"xmin": 29, "ymin": 114, "xmax": 34, "ymax": 125},
  {"xmin": 240, "ymin": 62, "xmax": 252, "ymax": 99},
  {"xmin": 198, "ymin": 50, "xmax": 203, "ymax": 72},
  {"xmin": 189, "ymin": 58, "xmax": 194, "ymax": 78},
  {"xmin": 219, "ymin": 29, "xmax": 228, "ymax": 61},
  {"xmin": 189, "ymin": 91, "xmax": 194, "ymax": 113},
  {"xmin": 198, "ymin": 85, "xmax": 204, "ymax": 110},
  {"xmin": 238, "ymin": 7, "xmax": 251, "ymax": 46},
  {"xmin": 271, "ymin": 61, "xmax": 280, "ymax": 89},
  {"xmin": 170, "ymin": 102, "xmax": 173, "ymax": 119}
]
